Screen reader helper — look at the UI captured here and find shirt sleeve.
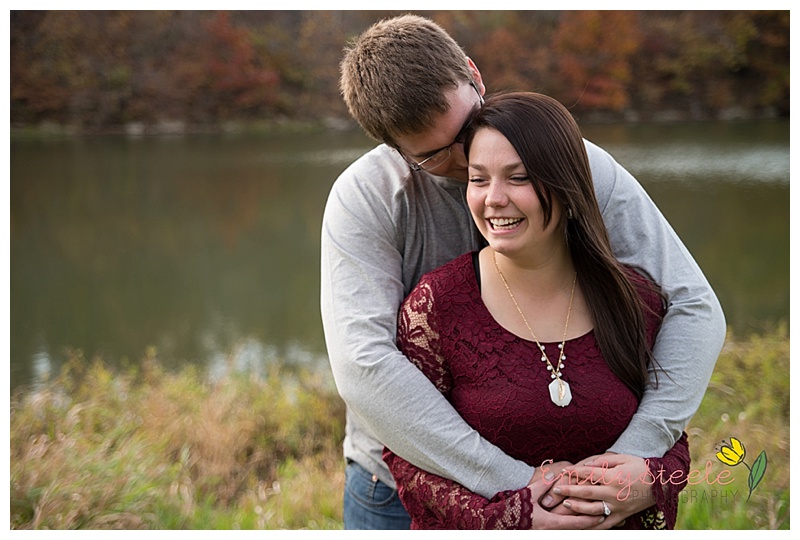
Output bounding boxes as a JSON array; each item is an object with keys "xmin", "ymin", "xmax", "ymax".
[
  {"xmin": 320, "ymin": 157, "xmax": 534, "ymax": 498},
  {"xmin": 585, "ymin": 140, "xmax": 726, "ymax": 457},
  {"xmin": 382, "ymin": 277, "xmax": 533, "ymax": 529}
]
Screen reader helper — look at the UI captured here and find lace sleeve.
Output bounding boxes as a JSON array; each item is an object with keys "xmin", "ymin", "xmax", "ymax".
[
  {"xmin": 636, "ymin": 432, "xmax": 691, "ymax": 529},
  {"xmin": 396, "ymin": 279, "xmax": 451, "ymax": 394},
  {"xmin": 388, "ymin": 278, "xmax": 533, "ymax": 529},
  {"xmin": 383, "ymin": 448, "xmax": 533, "ymax": 529}
]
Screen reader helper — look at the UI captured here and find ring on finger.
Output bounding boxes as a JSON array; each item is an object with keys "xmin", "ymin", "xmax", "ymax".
[{"xmin": 602, "ymin": 500, "xmax": 612, "ymax": 516}]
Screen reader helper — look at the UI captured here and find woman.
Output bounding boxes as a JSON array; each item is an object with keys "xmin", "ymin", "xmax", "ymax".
[{"xmin": 383, "ymin": 92, "xmax": 690, "ymax": 529}]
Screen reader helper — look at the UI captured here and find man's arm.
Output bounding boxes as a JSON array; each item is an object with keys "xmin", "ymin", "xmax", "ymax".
[
  {"xmin": 320, "ymin": 151, "xmax": 533, "ymax": 498},
  {"xmin": 585, "ymin": 140, "xmax": 726, "ymax": 457}
]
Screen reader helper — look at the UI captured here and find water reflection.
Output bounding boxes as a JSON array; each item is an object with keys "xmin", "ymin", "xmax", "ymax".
[
  {"xmin": 582, "ymin": 120, "xmax": 789, "ymax": 185},
  {"xmin": 613, "ymin": 144, "xmax": 787, "ymax": 185},
  {"xmin": 10, "ymin": 121, "xmax": 789, "ymax": 395},
  {"xmin": 10, "ymin": 130, "xmax": 371, "ymax": 394},
  {"xmin": 582, "ymin": 122, "xmax": 789, "ymax": 336}
]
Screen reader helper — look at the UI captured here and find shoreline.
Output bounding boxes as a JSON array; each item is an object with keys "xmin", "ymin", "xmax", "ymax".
[{"xmin": 10, "ymin": 108, "xmax": 788, "ymax": 138}]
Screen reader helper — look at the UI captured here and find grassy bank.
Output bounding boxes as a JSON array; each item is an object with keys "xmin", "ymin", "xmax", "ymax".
[
  {"xmin": 10, "ymin": 327, "xmax": 789, "ymax": 529},
  {"xmin": 10, "ymin": 351, "xmax": 347, "ymax": 529},
  {"xmin": 675, "ymin": 325, "xmax": 790, "ymax": 529}
]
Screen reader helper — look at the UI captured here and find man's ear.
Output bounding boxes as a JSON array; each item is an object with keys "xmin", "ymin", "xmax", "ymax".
[{"xmin": 466, "ymin": 57, "xmax": 486, "ymax": 96}]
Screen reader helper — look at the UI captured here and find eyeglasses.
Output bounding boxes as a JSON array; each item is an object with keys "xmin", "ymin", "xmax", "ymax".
[{"xmin": 401, "ymin": 81, "xmax": 484, "ymax": 172}]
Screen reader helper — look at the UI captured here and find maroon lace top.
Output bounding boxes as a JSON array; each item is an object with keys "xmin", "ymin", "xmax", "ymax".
[{"xmin": 383, "ymin": 252, "xmax": 690, "ymax": 529}]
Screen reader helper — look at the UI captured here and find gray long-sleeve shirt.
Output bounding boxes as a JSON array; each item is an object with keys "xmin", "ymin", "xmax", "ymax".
[{"xmin": 320, "ymin": 141, "xmax": 725, "ymax": 498}]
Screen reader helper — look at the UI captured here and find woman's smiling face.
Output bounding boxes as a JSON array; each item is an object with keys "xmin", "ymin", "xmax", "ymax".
[{"xmin": 466, "ymin": 127, "xmax": 564, "ymax": 260}]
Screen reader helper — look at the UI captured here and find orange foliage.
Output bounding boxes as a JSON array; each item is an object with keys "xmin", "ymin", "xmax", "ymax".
[
  {"xmin": 205, "ymin": 12, "xmax": 280, "ymax": 109},
  {"xmin": 478, "ymin": 26, "xmax": 547, "ymax": 93},
  {"xmin": 9, "ymin": 10, "xmax": 789, "ymax": 128},
  {"xmin": 553, "ymin": 11, "xmax": 642, "ymax": 111}
]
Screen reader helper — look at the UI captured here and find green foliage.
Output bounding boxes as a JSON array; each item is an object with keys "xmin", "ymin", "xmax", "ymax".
[
  {"xmin": 693, "ymin": 323, "xmax": 789, "ymax": 426},
  {"xmin": 676, "ymin": 324, "xmax": 789, "ymax": 529}
]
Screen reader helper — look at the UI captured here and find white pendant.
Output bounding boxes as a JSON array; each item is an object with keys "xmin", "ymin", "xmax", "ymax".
[{"xmin": 548, "ymin": 378, "xmax": 572, "ymax": 407}]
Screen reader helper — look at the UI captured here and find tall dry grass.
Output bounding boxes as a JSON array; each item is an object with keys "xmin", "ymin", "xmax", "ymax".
[
  {"xmin": 676, "ymin": 324, "xmax": 790, "ymax": 529},
  {"xmin": 10, "ymin": 326, "xmax": 789, "ymax": 529},
  {"xmin": 10, "ymin": 348, "xmax": 346, "ymax": 529}
]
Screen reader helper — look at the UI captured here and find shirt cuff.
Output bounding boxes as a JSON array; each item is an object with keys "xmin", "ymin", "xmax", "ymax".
[{"xmin": 472, "ymin": 455, "xmax": 535, "ymax": 499}]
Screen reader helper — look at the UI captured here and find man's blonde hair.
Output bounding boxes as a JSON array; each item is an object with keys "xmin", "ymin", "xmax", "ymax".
[{"xmin": 340, "ymin": 14, "xmax": 473, "ymax": 145}]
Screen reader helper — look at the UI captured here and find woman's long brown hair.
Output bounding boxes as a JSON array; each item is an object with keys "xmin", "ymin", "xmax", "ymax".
[{"xmin": 464, "ymin": 92, "xmax": 661, "ymax": 399}]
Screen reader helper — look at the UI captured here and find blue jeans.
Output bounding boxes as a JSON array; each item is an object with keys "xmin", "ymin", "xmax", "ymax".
[{"xmin": 343, "ymin": 460, "xmax": 411, "ymax": 530}]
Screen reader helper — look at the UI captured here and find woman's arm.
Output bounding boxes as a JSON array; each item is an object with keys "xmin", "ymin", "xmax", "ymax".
[
  {"xmin": 382, "ymin": 447, "xmax": 533, "ymax": 529},
  {"xmin": 384, "ymin": 446, "xmax": 605, "ymax": 529},
  {"xmin": 384, "ymin": 275, "xmax": 529, "ymax": 528}
]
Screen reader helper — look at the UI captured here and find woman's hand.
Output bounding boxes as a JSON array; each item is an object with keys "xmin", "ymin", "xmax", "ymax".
[
  {"xmin": 526, "ymin": 466, "xmax": 608, "ymax": 529},
  {"xmin": 543, "ymin": 452, "xmax": 656, "ymax": 529}
]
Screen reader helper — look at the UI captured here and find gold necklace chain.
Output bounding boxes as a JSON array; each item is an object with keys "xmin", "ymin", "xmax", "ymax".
[{"xmin": 492, "ymin": 251, "xmax": 577, "ymax": 384}]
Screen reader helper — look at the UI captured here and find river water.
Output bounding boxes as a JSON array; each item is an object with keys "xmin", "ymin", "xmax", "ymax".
[{"xmin": 9, "ymin": 120, "xmax": 789, "ymax": 395}]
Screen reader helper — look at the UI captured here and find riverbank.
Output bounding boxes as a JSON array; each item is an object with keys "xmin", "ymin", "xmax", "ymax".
[
  {"xmin": 10, "ymin": 326, "xmax": 789, "ymax": 529},
  {"xmin": 9, "ymin": 116, "xmax": 347, "ymax": 138},
  {"xmin": 10, "ymin": 104, "xmax": 787, "ymax": 138}
]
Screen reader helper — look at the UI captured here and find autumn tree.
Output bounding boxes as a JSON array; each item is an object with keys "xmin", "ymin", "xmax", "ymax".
[
  {"xmin": 628, "ymin": 11, "xmax": 789, "ymax": 119},
  {"xmin": 733, "ymin": 10, "xmax": 789, "ymax": 115},
  {"xmin": 10, "ymin": 11, "xmax": 146, "ymax": 126},
  {"xmin": 189, "ymin": 11, "xmax": 280, "ymax": 120},
  {"xmin": 444, "ymin": 11, "xmax": 558, "ymax": 95},
  {"xmin": 552, "ymin": 11, "xmax": 642, "ymax": 111},
  {"xmin": 9, "ymin": 10, "xmax": 790, "ymax": 129}
]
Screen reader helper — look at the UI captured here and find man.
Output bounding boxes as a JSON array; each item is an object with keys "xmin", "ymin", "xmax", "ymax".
[{"xmin": 320, "ymin": 14, "xmax": 725, "ymax": 529}]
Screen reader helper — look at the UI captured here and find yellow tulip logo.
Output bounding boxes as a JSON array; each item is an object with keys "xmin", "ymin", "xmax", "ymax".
[
  {"xmin": 715, "ymin": 437, "xmax": 746, "ymax": 466},
  {"xmin": 715, "ymin": 437, "xmax": 768, "ymax": 501}
]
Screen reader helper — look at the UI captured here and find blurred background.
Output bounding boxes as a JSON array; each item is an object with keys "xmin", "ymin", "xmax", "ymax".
[
  {"xmin": 10, "ymin": 11, "xmax": 790, "ymax": 128},
  {"xmin": 10, "ymin": 10, "xmax": 789, "ymax": 394}
]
